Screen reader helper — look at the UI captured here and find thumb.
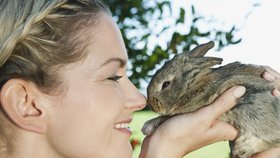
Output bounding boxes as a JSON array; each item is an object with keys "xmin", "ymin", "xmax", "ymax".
[{"xmin": 199, "ymin": 86, "xmax": 246, "ymax": 121}]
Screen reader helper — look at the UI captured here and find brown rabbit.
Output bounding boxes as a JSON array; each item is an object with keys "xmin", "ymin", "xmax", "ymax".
[{"xmin": 141, "ymin": 41, "xmax": 280, "ymax": 158}]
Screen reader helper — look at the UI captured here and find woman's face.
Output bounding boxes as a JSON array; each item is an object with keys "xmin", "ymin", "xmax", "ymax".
[{"xmin": 44, "ymin": 13, "xmax": 146, "ymax": 158}]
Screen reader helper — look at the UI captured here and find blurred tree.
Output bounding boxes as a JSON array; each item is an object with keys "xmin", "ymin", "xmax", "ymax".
[{"xmin": 106, "ymin": 0, "xmax": 242, "ymax": 89}]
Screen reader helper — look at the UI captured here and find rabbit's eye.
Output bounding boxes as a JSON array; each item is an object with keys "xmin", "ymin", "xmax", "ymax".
[{"xmin": 161, "ymin": 81, "xmax": 170, "ymax": 90}]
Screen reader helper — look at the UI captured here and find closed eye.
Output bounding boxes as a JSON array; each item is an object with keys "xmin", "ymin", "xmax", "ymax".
[{"xmin": 108, "ymin": 75, "xmax": 123, "ymax": 82}]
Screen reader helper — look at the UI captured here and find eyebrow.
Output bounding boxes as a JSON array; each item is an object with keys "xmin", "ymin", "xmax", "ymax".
[{"xmin": 101, "ymin": 57, "xmax": 127, "ymax": 68}]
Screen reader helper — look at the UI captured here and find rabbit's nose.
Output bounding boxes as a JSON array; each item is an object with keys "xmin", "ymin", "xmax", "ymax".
[{"xmin": 148, "ymin": 97, "xmax": 166, "ymax": 114}]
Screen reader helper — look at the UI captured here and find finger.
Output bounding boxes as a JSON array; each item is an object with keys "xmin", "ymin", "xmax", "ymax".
[
  {"xmin": 263, "ymin": 66, "xmax": 280, "ymax": 79},
  {"xmin": 198, "ymin": 86, "xmax": 246, "ymax": 121},
  {"xmin": 208, "ymin": 121, "xmax": 238, "ymax": 141},
  {"xmin": 252, "ymin": 147, "xmax": 280, "ymax": 158},
  {"xmin": 266, "ymin": 66, "xmax": 280, "ymax": 78},
  {"xmin": 272, "ymin": 89, "xmax": 280, "ymax": 97},
  {"xmin": 262, "ymin": 71, "xmax": 277, "ymax": 81},
  {"xmin": 262, "ymin": 68, "xmax": 280, "ymax": 95}
]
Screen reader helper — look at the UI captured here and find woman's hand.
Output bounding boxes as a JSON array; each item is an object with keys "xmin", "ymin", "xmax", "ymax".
[
  {"xmin": 262, "ymin": 66, "xmax": 280, "ymax": 96},
  {"xmin": 250, "ymin": 67, "xmax": 280, "ymax": 158},
  {"xmin": 251, "ymin": 148, "xmax": 280, "ymax": 158},
  {"xmin": 139, "ymin": 86, "xmax": 246, "ymax": 158}
]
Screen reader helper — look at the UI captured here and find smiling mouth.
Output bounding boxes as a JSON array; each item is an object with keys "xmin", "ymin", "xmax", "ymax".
[
  {"xmin": 113, "ymin": 123, "xmax": 132, "ymax": 135},
  {"xmin": 113, "ymin": 119, "xmax": 133, "ymax": 135}
]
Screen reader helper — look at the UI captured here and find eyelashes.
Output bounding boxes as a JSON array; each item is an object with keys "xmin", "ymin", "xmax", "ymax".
[{"xmin": 107, "ymin": 75, "xmax": 123, "ymax": 82}]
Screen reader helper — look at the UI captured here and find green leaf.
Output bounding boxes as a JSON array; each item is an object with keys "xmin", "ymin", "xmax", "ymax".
[{"xmin": 176, "ymin": 8, "xmax": 185, "ymax": 24}]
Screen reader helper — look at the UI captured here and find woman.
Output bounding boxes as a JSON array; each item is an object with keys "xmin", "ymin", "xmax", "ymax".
[{"xmin": 0, "ymin": 0, "xmax": 279, "ymax": 157}]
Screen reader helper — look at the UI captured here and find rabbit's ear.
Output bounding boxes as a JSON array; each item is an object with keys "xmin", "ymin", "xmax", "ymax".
[
  {"xmin": 199, "ymin": 57, "xmax": 223, "ymax": 68},
  {"xmin": 189, "ymin": 41, "xmax": 215, "ymax": 57},
  {"xmin": 189, "ymin": 57, "xmax": 222, "ymax": 69}
]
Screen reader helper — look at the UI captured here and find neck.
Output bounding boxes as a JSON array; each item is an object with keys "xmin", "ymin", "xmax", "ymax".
[
  {"xmin": 5, "ymin": 130, "xmax": 62, "ymax": 158},
  {"xmin": 0, "ymin": 144, "xmax": 8, "ymax": 158}
]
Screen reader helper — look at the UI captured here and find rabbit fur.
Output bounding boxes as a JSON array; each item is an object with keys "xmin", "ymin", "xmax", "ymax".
[{"xmin": 142, "ymin": 41, "xmax": 280, "ymax": 158}]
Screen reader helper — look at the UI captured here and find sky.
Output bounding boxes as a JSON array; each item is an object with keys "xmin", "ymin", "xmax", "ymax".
[{"xmin": 173, "ymin": 0, "xmax": 280, "ymax": 72}]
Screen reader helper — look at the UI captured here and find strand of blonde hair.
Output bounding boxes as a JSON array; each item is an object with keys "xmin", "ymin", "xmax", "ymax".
[{"xmin": 0, "ymin": 0, "xmax": 67, "ymax": 67}]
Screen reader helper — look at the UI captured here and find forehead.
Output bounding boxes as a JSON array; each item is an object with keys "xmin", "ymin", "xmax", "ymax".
[
  {"xmin": 57, "ymin": 13, "xmax": 128, "ymax": 78},
  {"xmin": 85, "ymin": 13, "xmax": 128, "ymax": 67}
]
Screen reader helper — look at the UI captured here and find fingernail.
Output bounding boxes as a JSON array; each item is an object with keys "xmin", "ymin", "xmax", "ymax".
[
  {"xmin": 233, "ymin": 86, "xmax": 246, "ymax": 98},
  {"xmin": 263, "ymin": 72, "xmax": 276, "ymax": 81}
]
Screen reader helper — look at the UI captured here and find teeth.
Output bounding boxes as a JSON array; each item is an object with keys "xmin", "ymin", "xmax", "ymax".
[{"xmin": 114, "ymin": 123, "xmax": 129, "ymax": 129}]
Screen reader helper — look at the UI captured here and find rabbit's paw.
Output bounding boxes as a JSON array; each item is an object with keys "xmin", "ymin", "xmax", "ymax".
[{"xmin": 141, "ymin": 116, "xmax": 169, "ymax": 135}]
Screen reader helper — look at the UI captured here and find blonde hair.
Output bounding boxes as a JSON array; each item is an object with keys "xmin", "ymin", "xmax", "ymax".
[{"xmin": 0, "ymin": 0, "xmax": 110, "ymax": 153}]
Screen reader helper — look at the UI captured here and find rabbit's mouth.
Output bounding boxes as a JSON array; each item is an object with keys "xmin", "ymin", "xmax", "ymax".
[{"xmin": 148, "ymin": 97, "xmax": 166, "ymax": 114}]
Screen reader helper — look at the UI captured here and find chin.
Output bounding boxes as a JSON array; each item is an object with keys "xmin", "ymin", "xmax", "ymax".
[
  {"xmin": 113, "ymin": 141, "xmax": 133, "ymax": 158},
  {"xmin": 119, "ymin": 150, "xmax": 133, "ymax": 158}
]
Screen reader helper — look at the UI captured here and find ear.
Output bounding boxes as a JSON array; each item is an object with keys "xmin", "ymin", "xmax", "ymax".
[
  {"xmin": 188, "ymin": 41, "xmax": 215, "ymax": 57},
  {"xmin": 196, "ymin": 57, "xmax": 223, "ymax": 69},
  {"xmin": 0, "ymin": 79, "xmax": 47, "ymax": 134}
]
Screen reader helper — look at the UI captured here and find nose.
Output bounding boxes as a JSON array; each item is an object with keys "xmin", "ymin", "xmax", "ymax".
[{"xmin": 123, "ymin": 79, "xmax": 146, "ymax": 111}]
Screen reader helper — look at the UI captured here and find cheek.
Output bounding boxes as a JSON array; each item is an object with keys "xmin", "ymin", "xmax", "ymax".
[{"xmin": 46, "ymin": 84, "xmax": 125, "ymax": 157}]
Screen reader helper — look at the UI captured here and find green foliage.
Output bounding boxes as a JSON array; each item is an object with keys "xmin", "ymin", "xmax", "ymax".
[{"xmin": 106, "ymin": 0, "xmax": 241, "ymax": 89}]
